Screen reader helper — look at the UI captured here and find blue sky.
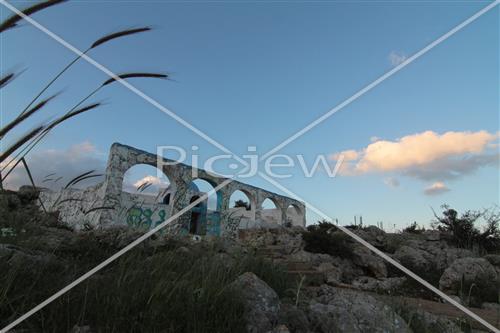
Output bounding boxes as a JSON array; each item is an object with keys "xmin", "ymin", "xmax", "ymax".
[{"xmin": 1, "ymin": 0, "xmax": 498, "ymax": 228}]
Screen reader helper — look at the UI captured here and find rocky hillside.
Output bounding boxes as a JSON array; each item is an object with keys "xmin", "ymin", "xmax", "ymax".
[{"xmin": 1, "ymin": 188, "xmax": 499, "ymax": 332}]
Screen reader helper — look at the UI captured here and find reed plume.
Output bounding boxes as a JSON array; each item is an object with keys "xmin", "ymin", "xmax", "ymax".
[
  {"xmin": 0, "ymin": 0, "xmax": 67, "ymax": 33},
  {"xmin": 0, "ymin": 93, "xmax": 58, "ymax": 139},
  {"xmin": 102, "ymin": 72, "xmax": 167, "ymax": 86},
  {"xmin": 4, "ymin": 71, "xmax": 166, "ymax": 172},
  {"xmin": 90, "ymin": 27, "xmax": 151, "ymax": 49},
  {"xmin": 0, "ymin": 125, "xmax": 44, "ymax": 164},
  {"xmin": 0, "ymin": 73, "xmax": 14, "ymax": 88},
  {"xmin": 18, "ymin": 26, "xmax": 152, "ymax": 117}
]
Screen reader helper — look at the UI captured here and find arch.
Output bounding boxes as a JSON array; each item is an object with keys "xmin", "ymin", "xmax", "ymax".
[
  {"xmin": 229, "ymin": 189, "xmax": 255, "ymax": 220},
  {"xmin": 163, "ymin": 193, "xmax": 171, "ymax": 205},
  {"xmin": 286, "ymin": 203, "xmax": 302, "ymax": 226},
  {"xmin": 259, "ymin": 197, "xmax": 282, "ymax": 225},
  {"xmin": 121, "ymin": 164, "xmax": 171, "ymax": 203},
  {"xmin": 186, "ymin": 178, "xmax": 222, "ymax": 236}
]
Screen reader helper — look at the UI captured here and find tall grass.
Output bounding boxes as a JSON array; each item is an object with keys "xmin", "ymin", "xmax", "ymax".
[{"xmin": 0, "ymin": 238, "xmax": 290, "ymax": 332}]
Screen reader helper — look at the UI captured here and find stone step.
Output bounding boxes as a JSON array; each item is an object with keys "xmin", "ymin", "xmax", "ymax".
[
  {"xmin": 274, "ymin": 260, "xmax": 314, "ymax": 271},
  {"xmin": 287, "ymin": 270, "xmax": 324, "ymax": 286}
]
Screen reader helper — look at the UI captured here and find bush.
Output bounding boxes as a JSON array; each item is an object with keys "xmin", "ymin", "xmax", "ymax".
[
  {"xmin": 432, "ymin": 204, "xmax": 500, "ymax": 253},
  {"xmin": 302, "ymin": 221, "xmax": 355, "ymax": 258},
  {"xmin": 402, "ymin": 222, "xmax": 425, "ymax": 234}
]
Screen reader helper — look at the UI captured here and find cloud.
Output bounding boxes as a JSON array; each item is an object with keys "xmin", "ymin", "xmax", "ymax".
[
  {"xmin": 384, "ymin": 177, "xmax": 400, "ymax": 188},
  {"xmin": 388, "ymin": 51, "xmax": 407, "ymax": 66},
  {"xmin": 3, "ymin": 141, "xmax": 105, "ymax": 190},
  {"xmin": 424, "ymin": 182, "xmax": 450, "ymax": 196},
  {"xmin": 330, "ymin": 130, "xmax": 499, "ymax": 183},
  {"xmin": 127, "ymin": 175, "xmax": 169, "ymax": 194}
]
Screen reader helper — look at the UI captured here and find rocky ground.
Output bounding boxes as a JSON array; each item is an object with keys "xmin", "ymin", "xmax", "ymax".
[{"xmin": 1, "ymin": 188, "xmax": 499, "ymax": 332}]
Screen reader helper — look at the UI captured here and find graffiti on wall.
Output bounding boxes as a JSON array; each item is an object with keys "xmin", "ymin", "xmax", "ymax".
[{"xmin": 126, "ymin": 206, "xmax": 166, "ymax": 229}]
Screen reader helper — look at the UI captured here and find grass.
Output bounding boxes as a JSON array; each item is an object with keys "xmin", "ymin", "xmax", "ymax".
[{"xmin": 0, "ymin": 190, "xmax": 292, "ymax": 332}]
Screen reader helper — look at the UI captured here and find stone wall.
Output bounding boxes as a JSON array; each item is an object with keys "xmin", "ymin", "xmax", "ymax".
[{"xmin": 40, "ymin": 142, "xmax": 307, "ymax": 234}]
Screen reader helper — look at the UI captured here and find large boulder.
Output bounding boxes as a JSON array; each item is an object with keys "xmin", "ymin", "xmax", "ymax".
[
  {"xmin": 394, "ymin": 239, "xmax": 474, "ymax": 272},
  {"xmin": 351, "ymin": 245, "xmax": 387, "ymax": 278},
  {"xmin": 307, "ymin": 285, "xmax": 411, "ymax": 333},
  {"xmin": 394, "ymin": 245, "xmax": 429, "ymax": 271},
  {"xmin": 230, "ymin": 272, "xmax": 280, "ymax": 333},
  {"xmin": 278, "ymin": 304, "xmax": 310, "ymax": 333},
  {"xmin": 439, "ymin": 257, "xmax": 499, "ymax": 304}
]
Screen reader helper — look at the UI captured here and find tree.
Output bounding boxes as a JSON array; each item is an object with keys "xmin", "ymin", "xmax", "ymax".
[
  {"xmin": 234, "ymin": 199, "xmax": 250, "ymax": 211},
  {"xmin": 432, "ymin": 204, "xmax": 500, "ymax": 252}
]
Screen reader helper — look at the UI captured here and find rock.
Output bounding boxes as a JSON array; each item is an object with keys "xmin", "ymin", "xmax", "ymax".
[
  {"xmin": 482, "ymin": 302, "xmax": 500, "ymax": 311},
  {"xmin": 230, "ymin": 272, "xmax": 280, "ymax": 333},
  {"xmin": 272, "ymin": 324, "xmax": 290, "ymax": 333},
  {"xmin": 0, "ymin": 244, "xmax": 62, "ymax": 269},
  {"xmin": 278, "ymin": 304, "xmax": 310, "ymax": 333},
  {"xmin": 351, "ymin": 276, "xmax": 406, "ymax": 293},
  {"xmin": 439, "ymin": 258, "xmax": 498, "ymax": 295},
  {"xmin": 307, "ymin": 285, "xmax": 411, "ymax": 333},
  {"xmin": 407, "ymin": 310, "xmax": 463, "ymax": 333},
  {"xmin": 394, "ymin": 245, "xmax": 430, "ymax": 271},
  {"xmin": 394, "ymin": 240, "xmax": 474, "ymax": 272},
  {"xmin": 484, "ymin": 254, "xmax": 500, "ymax": 267},
  {"xmin": 425, "ymin": 230, "xmax": 441, "ymax": 241},
  {"xmin": 351, "ymin": 245, "xmax": 387, "ymax": 278},
  {"xmin": 317, "ymin": 262, "xmax": 342, "ymax": 285}
]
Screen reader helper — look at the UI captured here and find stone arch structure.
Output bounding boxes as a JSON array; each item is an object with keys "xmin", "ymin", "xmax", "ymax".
[{"xmin": 79, "ymin": 143, "xmax": 306, "ymax": 233}]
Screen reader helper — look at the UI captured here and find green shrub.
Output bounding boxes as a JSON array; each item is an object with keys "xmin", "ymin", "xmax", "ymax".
[
  {"xmin": 302, "ymin": 221, "xmax": 355, "ymax": 258},
  {"xmin": 403, "ymin": 222, "xmax": 425, "ymax": 234}
]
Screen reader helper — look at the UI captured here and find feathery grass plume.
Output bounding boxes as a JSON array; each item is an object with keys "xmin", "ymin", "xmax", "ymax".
[
  {"xmin": 18, "ymin": 26, "xmax": 151, "ymax": 118},
  {"xmin": 102, "ymin": 72, "xmax": 168, "ymax": 86},
  {"xmin": 57, "ymin": 198, "xmax": 83, "ymax": 205},
  {"xmin": 0, "ymin": 125, "xmax": 44, "ymax": 164},
  {"xmin": 1, "ymin": 102, "xmax": 100, "ymax": 178},
  {"xmin": 44, "ymin": 172, "xmax": 56, "ymax": 179},
  {"xmin": 0, "ymin": 93, "xmax": 58, "ymax": 139},
  {"xmin": 8, "ymin": 72, "xmax": 165, "ymax": 169},
  {"xmin": 70, "ymin": 173, "xmax": 103, "ymax": 187},
  {"xmin": 83, "ymin": 206, "xmax": 114, "ymax": 215},
  {"xmin": 64, "ymin": 170, "xmax": 95, "ymax": 189},
  {"xmin": 0, "ymin": 0, "xmax": 67, "ymax": 33},
  {"xmin": 136, "ymin": 181, "xmax": 152, "ymax": 192},
  {"xmin": 0, "ymin": 73, "xmax": 14, "ymax": 88},
  {"xmin": 46, "ymin": 103, "xmax": 101, "ymax": 131},
  {"xmin": 90, "ymin": 27, "xmax": 151, "ymax": 49}
]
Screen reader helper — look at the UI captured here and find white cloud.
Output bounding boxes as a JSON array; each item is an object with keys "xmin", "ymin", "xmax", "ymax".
[
  {"xmin": 3, "ymin": 141, "xmax": 105, "ymax": 190},
  {"xmin": 388, "ymin": 51, "xmax": 407, "ymax": 66},
  {"xmin": 330, "ymin": 130, "xmax": 499, "ymax": 193},
  {"xmin": 424, "ymin": 182, "xmax": 450, "ymax": 196},
  {"xmin": 331, "ymin": 130, "xmax": 498, "ymax": 177}
]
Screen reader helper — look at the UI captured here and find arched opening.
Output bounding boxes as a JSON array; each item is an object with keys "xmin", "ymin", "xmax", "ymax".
[
  {"xmin": 229, "ymin": 189, "xmax": 255, "ymax": 221},
  {"xmin": 122, "ymin": 164, "xmax": 170, "ymax": 201},
  {"xmin": 260, "ymin": 198, "xmax": 282, "ymax": 225},
  {"xmin": 163, "ymin": 193, "xmax": 171, "ymax": 205},
  {"xmin": 286, "ymin": 204, "xmax": 302, "ymax": 226},
  {"xmin": 186, "ymin": 178, "xmax": 222, "ymax": 235},
  {"xmin": 189, "ymin": 195, "xmax": 204, "ymax": 234},
  {"xmin": 121, "ymin": 164, "xmax": 172, "ymax": 229}
]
